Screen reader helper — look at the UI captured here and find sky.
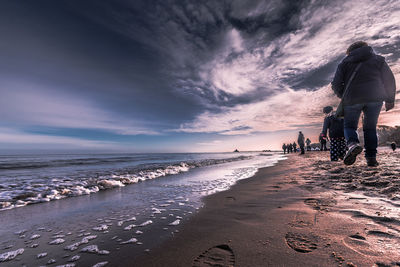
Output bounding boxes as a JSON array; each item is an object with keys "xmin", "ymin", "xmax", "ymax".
[{"xmin": 1, "ymin": 0, "xmax": 400, "ymax": 152}]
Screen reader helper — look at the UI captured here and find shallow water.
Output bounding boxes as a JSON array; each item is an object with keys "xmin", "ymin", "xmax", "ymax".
[
  {"xmin": 0, "ymin": 152, "xmax": 277, "ymax": 210},
  {"xmin": 0, "ymin": 152, "xmax": 285, "ymax": 266}
]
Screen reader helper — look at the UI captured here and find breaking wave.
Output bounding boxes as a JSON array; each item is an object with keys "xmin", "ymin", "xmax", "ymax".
[{"xmin": 0, "ymin": 155, "xmax": 252, "ymax": 211}]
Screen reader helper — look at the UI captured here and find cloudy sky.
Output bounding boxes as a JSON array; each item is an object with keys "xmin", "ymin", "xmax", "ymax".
[{"xmin": 1, "ymin": 0, "xmax": 399, "ymax": 152}]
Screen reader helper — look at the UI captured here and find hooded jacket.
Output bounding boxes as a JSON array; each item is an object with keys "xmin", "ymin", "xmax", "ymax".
[
  {"xmin": 331, "ymin": 46, "xmax": 396, "ymax": 105},
  {"xmin": 322, "ymin": 112, "xmax": 344, "ymax": 138}
]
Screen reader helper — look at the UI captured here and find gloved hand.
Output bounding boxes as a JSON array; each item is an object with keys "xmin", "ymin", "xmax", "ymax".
[{"xmin": 385, "ymin": 102, "xmax": 395, "ymax": 111}]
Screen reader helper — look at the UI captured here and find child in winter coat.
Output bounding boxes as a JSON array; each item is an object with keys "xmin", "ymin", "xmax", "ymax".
[{"xmin": 322, "ymin": 106, "xmax": 347, "ymax": 161}]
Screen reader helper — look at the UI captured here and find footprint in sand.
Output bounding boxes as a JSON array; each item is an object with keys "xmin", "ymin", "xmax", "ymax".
[
  {"xmin": 342, "ymin": 234, "xmax": 381, "ymax": 256},
  {"xmin": 225, "ymin": 196, "xmax": 236, "ymax": 202},
  {"xmin": 304, "ymin": 198, "xmax": 336, "ymax": 211},
  {"xmin": 192, "ymin": 244, "xmax": 235, "ymax": 267},
  {"xmin": 367, "ymin": 230, "xmax": 396, "ymax": 238},
  {"xmin": 285, "ymin": 232, "xmax": 318, "ymax": 253}
]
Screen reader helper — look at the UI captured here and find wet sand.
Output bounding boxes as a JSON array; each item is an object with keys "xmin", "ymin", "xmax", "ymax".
[{"xmin": 135, "ymin": 150, "xmax": 400, "ymax": 267}]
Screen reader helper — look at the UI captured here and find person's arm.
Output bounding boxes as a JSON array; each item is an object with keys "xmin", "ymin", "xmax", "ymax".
[
  {"xmin": 331, "ymin": 62, "xmax": 345, "ymax": 98},
  {"xmin": 381, "ymin": 61, "xmax": 396, "ymax": 111},
  {"xmin": 322, "ymin": 116, "xmax": 329, "ymax": 137}
]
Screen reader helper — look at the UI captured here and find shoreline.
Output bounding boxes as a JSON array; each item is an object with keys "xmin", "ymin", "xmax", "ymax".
[
  {"xmin": 0, "ymin": 153, "xmax": 283, "ymax": 266},
  {"xmin": 134, "ymin": 151, "xmax": 400, "ymax": 267}
]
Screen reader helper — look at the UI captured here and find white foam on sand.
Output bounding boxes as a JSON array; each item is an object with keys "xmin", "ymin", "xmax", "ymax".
[
  {"xmin": 138, "ymin": 220, "xmax": 152, "ymax": 227},
  {"xmin": 151, "ymin": 208, "xmax": 163, "ymax": 214},
  {"xmin": 126, "ymin": 216, "xmax": 136, "ymax": 221},
  {"xmin": 169, "ymin": 219, "xmax": 180, "ymax": 226},
  {"xmin": 92, "ymin": 224, "xmax": 108, "ymax": 231},
  {"xmin": 49, "ymin": 238, "xmax": 65, "ymax": 245},
  {"xmin": 0, "ymin": 248, "xmax": 24, "ymax": 262},
  {"xmin": 81, "ymin": 245, "xmax": 110, "ymax": 255},
  {"xmin": 64, "ymin": 235, "xmax": 97, "ymax": 251},
  {"xmin": 120, "ymin": 238, "xmax": 138, "ymax": 244},
  {"xmin": 124, "ymin": 224, "xmax": 136, "ymax": 231},
  {"xmin": 30, "ymin": 234, "xmax": 41, "ymax": 240},
  {"xmin": 37, "ymin": 252, "xmax": 47, "ymax": 259},
  {"xmin": 55, "ymin": 264, "xmax": 75, "ymax": 267},
  {"xmin": 68, "ymin": 255, "xmax": 80, "ymax": 262},
  {"xmin": 14, "ymin": 229, "xmax": 27, "ymax": 235},
  {"xmin": 92, "ymin": 261, "xmax": 108, "ymax": 267}
]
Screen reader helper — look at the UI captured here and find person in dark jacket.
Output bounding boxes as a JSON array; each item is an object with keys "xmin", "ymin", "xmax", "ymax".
[
  {"xmin": 288, "ymin": 143, "xmax": 293, "ymax": 153},
  {"xmin": 331, "ymin": 41, "xmax": 396, "ymax": 166},
  {"xmin": 305, "ymin": 138, "xmax": 312, "ymax": 151},
  {"xmin": 298, "ymin": 131, "xmax": 305, "ymax": 154},
  {"xmin": 282, "ymin": 143, "xmax": 287, "ymax": 154},
  {"xmin": 322, "ymin": 106, "xmax": 346, "ymax": 161},
  {"xmin": 293, "ymin": 142, "xmax": 297, "ymax": 152}
]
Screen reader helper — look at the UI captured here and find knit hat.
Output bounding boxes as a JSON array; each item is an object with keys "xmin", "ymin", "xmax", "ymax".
[{"xmin": 323, "ymin": 106, "xmax": 333, "ymax": 114}]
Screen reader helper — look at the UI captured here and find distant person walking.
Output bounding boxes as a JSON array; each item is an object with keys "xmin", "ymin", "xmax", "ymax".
[
  {"xmin": 319, "ymin": 133, "xmax": 328, "ymax": 151},
  {"xmin": 293, "ymin": 142, "xmax": 297, "ymax": 152},
  {"xmin": 322, "ymin": 106, "xmax": 347, "ymax": 161},
  {"xmin": 306, "ymin": 138, "xmax": 312, "ymax": 151},
  {"xmin": 288, "ymin": 143, "xmax": 293, "ymax": 153},
  {"xmin": 332, "ymin": 41, "xmax": 396, "ymax": 166},
  {"xmin": 298, "ymin": 131, "xmax": 305, "ymax": 154},
  {"xmin": 282, "ymin": 143, "xmax": 287, "ymax": 154}
]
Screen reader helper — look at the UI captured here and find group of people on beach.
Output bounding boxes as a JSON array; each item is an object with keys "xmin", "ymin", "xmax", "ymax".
[
  {"xmin": 282, "ymin": 132, "xmax": 312, "ymax": 155},
  {"xmin": 282, "ymin": 142, "xmax": 296, "ymax": 154},
  {"xmin": 282, "ymin": 41, "xmax": 396, "ymax": 167}
]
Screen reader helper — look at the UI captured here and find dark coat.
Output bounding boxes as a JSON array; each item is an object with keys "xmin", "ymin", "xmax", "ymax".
[
  {"xmin": 322, "ymin": 114, "xmax": 344, "ymax": 138},
  {"xmin": 297, "ymin": 133, "xmax": 305, "ymax": 146},
  {"xmin": 331, "ymin": 46, "xmax": 396, "ymax": 105}
]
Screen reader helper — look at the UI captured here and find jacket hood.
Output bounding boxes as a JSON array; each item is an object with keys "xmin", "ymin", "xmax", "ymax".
[{"xmin": 344, "ymin": 46, "xmax": 374, "ymax": 63}]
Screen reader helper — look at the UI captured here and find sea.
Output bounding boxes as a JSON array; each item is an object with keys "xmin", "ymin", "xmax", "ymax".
[
  {"xmin": 0, "ymin": 152, "xmax": 284, "ymax": 211},
  {"xmin": 0, "ymin": 151, "xmax": 285, "ymax": 265}
]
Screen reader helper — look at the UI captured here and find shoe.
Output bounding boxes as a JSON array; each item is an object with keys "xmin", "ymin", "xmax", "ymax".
[
  {"xmin": 366, "ymin": 157, "xmax": 379, "ymax": 167},
  {"xmin": 343, "ymin": 143, "xmax": 363, "ymax": 165}
]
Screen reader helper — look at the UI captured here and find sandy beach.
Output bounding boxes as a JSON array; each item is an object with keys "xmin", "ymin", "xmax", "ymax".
[
  {"xmin": 2, "ymin": 150, "xmax": 400, "ymax": 266},
  {"xmin": 135, "ymin": 150, "xmax": 400, "ymax": 267}
]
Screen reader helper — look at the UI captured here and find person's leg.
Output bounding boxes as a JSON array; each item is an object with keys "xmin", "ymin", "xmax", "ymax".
[
  {"xmin": 330, "ymin": 139, "xmax": 338, "ymax": 161},
  {"xmin": 343, "ymin": 104, "xmax": 364, "ymax": 165},
  {"xmin": 362, "ymin": 102, "xmax": 383, "ymax": 160},
  {"xmin": 344, "ymin": 104, "xmax": 363, "ymax": 145},
  {"xmin": 338, "ymin": 137, "xmax": 347, "ymax": 160}
]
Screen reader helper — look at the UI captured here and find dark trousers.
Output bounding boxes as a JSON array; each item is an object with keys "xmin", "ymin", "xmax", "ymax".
[
  {"xmin": 344, "ymin": 102, "xmax": 382, "ymax": 158},
  {"xmin": 300, "ymin": 145, "xmax": 305, "ymax": 154},
  {"xmin": 320, "ymin": 141, "xmax": 327, "ymax": 151},
  {"xmin": 330, "ymin": 137, "xmax": 347, "ymax": 161}
]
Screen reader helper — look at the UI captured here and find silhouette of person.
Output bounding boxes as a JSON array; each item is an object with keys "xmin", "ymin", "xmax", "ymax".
[
  {"xmin": 282, "ymin": 143, "xmax": 287, "ymax": 154},
  {"xmin": 319, "ymin": 133, "xmax": 328, "ymax": 151},
  {"xmin": 306, "ymin": 138, "xmax": 312, "ymax": 151},
  {"xmin": 293, "ymin": 142, "xmax": 297, "ymax": 152},
  {"xmin": 298, "ymin": 131, "xmax": 305, "ymax": 154}
]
